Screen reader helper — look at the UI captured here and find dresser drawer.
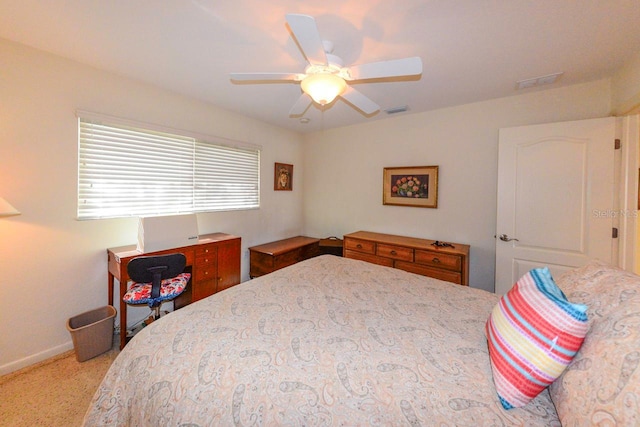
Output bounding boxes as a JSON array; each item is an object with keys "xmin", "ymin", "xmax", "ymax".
[
  {"xmin": 344, "ymin": 249, "xmax": 393, "ymax": 267},
  {"xmin": 414, "ymin": 250, "xmax": 461, "ymax": 271},
  {"xmin": 376, "ymin": 243, "xmax": 413, "ymax": 262},
  {"xmin": 273, "ymin": 247, "xmax": 312, "ymax": 270},
  {"xmin": 196, "ymin": 245, "xmax": 216, "ymax": 258},
  {"xmin": 395, "ymin": 261, "xmax": 463, "ymax": 285},
  {"xmin": 194, "ymin": 245, "xmax": 217, "ymax": 281},
  {"xmin": 194, "ymin": 264, "xmax": 216, "ymax": 281},
  {"xmin": 344, "ymin": 238, "xmax": 376, "ymax": 254}
]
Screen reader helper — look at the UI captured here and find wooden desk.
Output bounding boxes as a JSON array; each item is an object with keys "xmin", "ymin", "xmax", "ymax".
[
  {"xmin": 249, "ymin": 236, "xmax": 320, "ymax": 278},
  {"xmin": 108, "ymin": 232, "xmax": 241, "ymax": 349}
]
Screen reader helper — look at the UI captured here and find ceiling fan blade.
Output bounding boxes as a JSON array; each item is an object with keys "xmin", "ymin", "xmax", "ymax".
[
  {"xmin": 340, "ymin": 86, "xmax": 380, "ymax": 115},
  {"xmin": 347, "ymin": 57, "xmax": 423, "ymax": 81},
  {"xmin": 289, "ymin": 93, "xmax": 312, "ymax": 116},
  {"xmin": 285, "ymin": 14, "xmax": 327, "ymax": 66},
  {"xmin": 230, "ymin": 72, "xmax": 302, "ymax": 82}
]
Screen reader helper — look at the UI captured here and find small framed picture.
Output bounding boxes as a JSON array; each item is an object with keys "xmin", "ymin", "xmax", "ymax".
[
  {"xmin": 383, "ymin": 165, "xmax": 438, "ymax": 208},
  {"xmin": 274, "ymin": 163, "xmax": 293, "ymax": 191}
]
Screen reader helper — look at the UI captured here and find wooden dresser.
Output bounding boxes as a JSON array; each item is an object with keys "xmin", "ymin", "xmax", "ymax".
[
  {"xmin": 343, "ymin": 231, "xmax": 470, "ymax": 285},
  {"xmin": 249, "ymin": 236, "xmax": 321, "ymax": 278}
]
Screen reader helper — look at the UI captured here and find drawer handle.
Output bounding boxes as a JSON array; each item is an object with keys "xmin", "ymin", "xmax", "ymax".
[
  {"xmin": 356, "ymin": 244, "xmax": 363, "ymax": 249},
  {"xmin": 390, "ymin": 250, "xmax": 397, "ymax": 255},
  {"xmin": 432, "ymin": 257, "xmax": 441, "ymax": 263}
]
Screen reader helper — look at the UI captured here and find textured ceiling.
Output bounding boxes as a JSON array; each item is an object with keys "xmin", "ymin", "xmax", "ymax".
[{"xmin": 1, "ymin": 0, "xmax": 639, "ymax": 133}]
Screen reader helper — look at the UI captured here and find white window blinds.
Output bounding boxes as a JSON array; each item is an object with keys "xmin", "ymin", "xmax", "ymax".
[{"xmin": 78, "ymin": 115, "xmax": 260, "ymax": 219}]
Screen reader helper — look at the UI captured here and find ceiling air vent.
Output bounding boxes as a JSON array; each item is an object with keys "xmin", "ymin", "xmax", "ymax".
[
  {"xmin": 385, "ymin": 105, "xmax": 409, "ymax": 115},
  {"xmin": 516, "ymin": 72, "xmax": 564, "ymax": 90}
]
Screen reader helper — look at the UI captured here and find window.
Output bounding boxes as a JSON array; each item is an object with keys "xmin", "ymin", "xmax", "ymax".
[{"xmin": 77, "ymin": 112, "xmax": 260, "ymax": 219}]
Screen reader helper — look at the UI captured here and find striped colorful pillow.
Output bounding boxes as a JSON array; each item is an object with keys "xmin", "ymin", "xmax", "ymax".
[{"xmin": 485, "ymin": 267, "xmax": 588, "ymax": 409}]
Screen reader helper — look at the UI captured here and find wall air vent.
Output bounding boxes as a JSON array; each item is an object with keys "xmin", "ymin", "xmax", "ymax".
[
  {"xmin": 516, "ymin": 72, "xmax": 564, "ymax": 90},
  {"xmin": 384, "ymin": 105, "xmax": 409, "ymax": 115}
]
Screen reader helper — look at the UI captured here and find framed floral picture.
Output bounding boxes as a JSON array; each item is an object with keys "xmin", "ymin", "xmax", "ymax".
[
  {"xmin": 274, "ymin": 162, "xmax": 293, "ymax": 191},
  {"xmin": 383, "ymin": 165, "xmax": 438, "ymax": 208}
]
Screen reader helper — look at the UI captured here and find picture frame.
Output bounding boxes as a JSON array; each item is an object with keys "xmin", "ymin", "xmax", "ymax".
[
  {"xmin": 274, "ymin": 162, "xmax": 293, "ymax": 191},
  {"xmin": 383, "ymin": 165, "xmax": 438, "ymax": 208}
]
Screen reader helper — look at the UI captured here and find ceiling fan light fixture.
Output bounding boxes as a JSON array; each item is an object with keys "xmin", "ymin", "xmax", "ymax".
[{"xmin": 300, "ymin": 73, "xmax": 346, "ymax": 105}]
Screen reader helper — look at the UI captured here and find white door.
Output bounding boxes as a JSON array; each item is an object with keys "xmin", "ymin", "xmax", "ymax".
[{"xmin": 495, "ymin": 117, "xmax": 617, "ymax": 295}]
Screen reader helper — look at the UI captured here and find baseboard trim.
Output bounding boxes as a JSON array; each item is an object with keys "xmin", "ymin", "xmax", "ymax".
[{"xmin": 0, "ymin": 341, "xmax": 74, "ymax": 377}]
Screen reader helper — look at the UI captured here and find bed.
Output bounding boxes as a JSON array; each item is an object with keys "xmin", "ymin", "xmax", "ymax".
[{"xmin": 84, "ymin": 255, "xmax": 640, "ymax": 426}]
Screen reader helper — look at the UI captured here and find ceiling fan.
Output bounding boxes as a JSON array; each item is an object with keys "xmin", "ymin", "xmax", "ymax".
[{"xmin": 230, "ymin": 14, "xmax": 423, "ymax": 116}]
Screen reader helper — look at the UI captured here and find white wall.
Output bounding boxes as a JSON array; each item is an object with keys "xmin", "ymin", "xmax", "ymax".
[
  {"xmin": 0, "ymin": 38, "xmax": 305, "ymax": 374},
  {"xmin": 302, "ymin": 80, "xmax": 612, "ymax": 292},
  {"xmin": 612, "ymin": 50, "xmax": 640, "ymax": 115}
]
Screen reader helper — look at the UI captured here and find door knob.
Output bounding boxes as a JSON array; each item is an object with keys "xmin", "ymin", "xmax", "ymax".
[{"xmin": 499, "ymin": 234, "xmax": 519, "ymax": 242}]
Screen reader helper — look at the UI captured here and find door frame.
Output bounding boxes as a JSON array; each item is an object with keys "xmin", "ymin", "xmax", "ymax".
[{"xmin": 620, "ymin": 114, "xmax": 640, "ymax": 273}]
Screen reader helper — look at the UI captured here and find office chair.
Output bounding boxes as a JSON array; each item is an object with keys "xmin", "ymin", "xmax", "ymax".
[{"xmin": 123, "ymin": 253, "xmax": 190, "ymax": 321}]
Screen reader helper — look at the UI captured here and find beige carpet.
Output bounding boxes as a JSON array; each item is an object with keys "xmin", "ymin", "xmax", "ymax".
[{"xmin": 0, "ymin": 336, "xmax": 119, "ymax": 427}]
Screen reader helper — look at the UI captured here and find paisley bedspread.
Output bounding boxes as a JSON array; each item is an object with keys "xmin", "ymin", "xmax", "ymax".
[{"xmin": 84, "ymin": 255, "xmax": 560, "ymax": 426}]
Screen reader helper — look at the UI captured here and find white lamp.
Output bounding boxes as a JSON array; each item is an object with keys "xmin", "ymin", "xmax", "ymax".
[
  {"xmin": 0, "ymin": 197, "xmax": 20, "ymax": 217},
  {"xmin": 300, "ymin": 73, "xmax": 347, "ymax": 105}
]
